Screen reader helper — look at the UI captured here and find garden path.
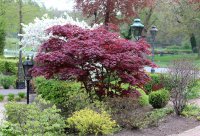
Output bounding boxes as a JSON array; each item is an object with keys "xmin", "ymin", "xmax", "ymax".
[
  {"xmin": 170, "ymin": 99, "xmax": 200, "ymax": 136},
  {"xmin": 190, "ymin": 98, "xmax": 200, "ymax": 107},
  {"xmin": 170, "ymin": 125, "xmax": 200, "ymax": 136},
  {"xmin": 0, "ymin": 89, "xmax": 26, "ymax": 95},
  {"xmin": 0, "ymin": 102, "xmax": 5, "ymax": 122},
  {"xmin": 0, "ymin": 89, "xmax": 36, "ymax": 122},
  {"xmin": 144, "ymin": 67, "xmax": 168, "ymax": 73}
]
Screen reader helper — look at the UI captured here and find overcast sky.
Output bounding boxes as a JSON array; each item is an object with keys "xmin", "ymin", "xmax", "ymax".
[{"xmin": 37, "ymin": 0, "xmax": 75, "ymax": 11}]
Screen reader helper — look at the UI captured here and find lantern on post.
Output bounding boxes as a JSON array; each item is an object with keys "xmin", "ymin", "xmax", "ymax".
[
  {"xmin": 131, "ymin": 18, "xmax": 144, "ymax": 41},
  {"xmin": 150, "ymin": 26, "xmax": 158, "ymax": 73},
  {"xmin": 23, "ymin": 55, "xmax": 34, "ymax": 104}
]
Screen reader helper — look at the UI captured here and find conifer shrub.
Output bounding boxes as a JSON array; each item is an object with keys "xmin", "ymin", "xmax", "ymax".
[{"xmin": 149, "ymin": 89, "xmax": 170, "ymax": 109}]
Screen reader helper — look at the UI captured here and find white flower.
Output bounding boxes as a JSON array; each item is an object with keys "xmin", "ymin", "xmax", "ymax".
[{"xmin": 20, "ymin": 13, "xmax": 99, "ymax": 51}]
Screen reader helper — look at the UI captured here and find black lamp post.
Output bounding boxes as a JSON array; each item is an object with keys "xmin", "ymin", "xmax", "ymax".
[
  {"xmin": 131, "ymin": 18, "xmax": 144, "ymax": 41},
  {"xmin": 150, "ymin": 26, "xmax": 158, "ymax": 73},
  {"xmin": 23, "ymin": 56, "xmax": 34, "ymax": 104}
]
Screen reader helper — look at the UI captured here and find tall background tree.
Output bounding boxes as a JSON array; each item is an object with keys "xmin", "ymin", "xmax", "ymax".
[
  {"xmin": 171, "ymin": 0, "xmax": 200, "ymax": 57},
  {"xmin": 0, "ymin": 0, "xmax": 6, "ymax": 55},
  {"xmin": 75, "ymin": 0, "xmax": 155, "ymax": 26},
  {"xmin": 1, "ymin": 0, "xmax": 54, "ymax": 50}
]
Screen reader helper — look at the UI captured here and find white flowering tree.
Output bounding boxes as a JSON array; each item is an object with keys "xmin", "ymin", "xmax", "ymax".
[{"xmin": 20, "ymin": 14, "xmax": 98, "ymax": 51}]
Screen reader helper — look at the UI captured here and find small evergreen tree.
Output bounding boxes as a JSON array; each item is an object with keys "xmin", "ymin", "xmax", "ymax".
[
  {"xmin": 190, "ymin": 33, "xmax": 197, "ymax": 53},
  {"xmin": 0, "ymin": 21, "xmax": 5, "ymax": 56}
]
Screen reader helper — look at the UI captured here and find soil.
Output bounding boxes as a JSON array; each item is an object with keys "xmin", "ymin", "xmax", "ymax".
[{"xmin": 114, "ymin": 115, "xmax": 200, "ymax": 136}]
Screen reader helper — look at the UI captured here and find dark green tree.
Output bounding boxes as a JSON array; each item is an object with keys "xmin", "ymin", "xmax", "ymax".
[
  {"xmin": 190, "ymin": 33, "xmax": 197, "ymax": 53},
  {"xmin": 0, "ymin": 22, "xmax": 5, "ymax": 55},
  {"xmin": 0, "ymin": 0, "xmax": 6, "ymax": 55}
]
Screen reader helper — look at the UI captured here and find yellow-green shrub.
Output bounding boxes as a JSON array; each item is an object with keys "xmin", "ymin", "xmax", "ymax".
[
  {"xmin": 181, "ymin": 104, "xmax": 200, "ymax": 120},
  {"xmin": 66, "ymin": 108, "xmax": 117, "ymax": 135},
  {"xmin": 137, "ymin": 88, "xmax": 149, "ymax": 107}
]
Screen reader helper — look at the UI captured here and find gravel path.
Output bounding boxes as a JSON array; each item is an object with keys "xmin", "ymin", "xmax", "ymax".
[
  {"xmin": 0, "ymin": 89, "xmax": 26, "ymax": 95},
  {"xmin": 190, "ymin": 98, "xmax": 200, "ymax": 107},
  {"xmin": 144, "ymin": 67, "xmax": 168, "ymax": 73},
  {"xmin": 170, "ymin": 126, "xmax": 200, "ymax": 136},
  {"xmin": 0, "ymin": 102, "xmax": 5, "ymax": 122},
  {"xmin": 170, "ymin": 98, "xmax": 200, "ymax": 136},
  {"xmin": 0, "ymin": 89, "xmax": 35, "ymax": 122}
]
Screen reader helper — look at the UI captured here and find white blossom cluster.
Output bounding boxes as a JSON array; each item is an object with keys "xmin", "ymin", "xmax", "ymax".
[{"xmin": 20, "ymin": 13, "xmax": 99, "ymax": 51}]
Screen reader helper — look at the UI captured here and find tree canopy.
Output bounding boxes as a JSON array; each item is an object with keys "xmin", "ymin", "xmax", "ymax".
[
  {"xmin": 75, "ymin": 0, "xmax": 155, "ymax": 26},
  {"xmin": 32, "ymin": 24, "xmax": 153, "ymax": 98},
  {"xmin": 0, "ymin": 0, "xmax": 52, "ymax": 36}
]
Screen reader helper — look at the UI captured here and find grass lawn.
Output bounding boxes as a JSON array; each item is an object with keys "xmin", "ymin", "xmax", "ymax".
[
  {"xmin": 151, "ymin": 53, "xmax": 200, "ymax": 67},
  {"xmin": 5, "ymin": 37, "xmax": 19, "ymax": 50}
]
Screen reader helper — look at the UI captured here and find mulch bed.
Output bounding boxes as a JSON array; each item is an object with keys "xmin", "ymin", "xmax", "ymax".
[{"xmin": 115, "ymin": 115, "xmax": 200, "ymax": 136}]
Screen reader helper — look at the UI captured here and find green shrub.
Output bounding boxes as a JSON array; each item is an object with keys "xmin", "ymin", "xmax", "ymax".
[
  {"xmin": 7, "ymin": 94, "xmax": 14, "ymax": 101},
  {"xmin": 106, "ymin": 97, "xmax": 141, "ymax": 128},
  {"xmin": 107, "ymin": 96, "xmax": 172, "ymax": 129},
  {"xmin": 149, "ymin": 89, "xmax": 170, "ymax": 108},
  {"xmin": 166, "ymin": 45, "xmax": 181, "ymax": 50},
  {"xmin": 4, "ymin": 96, "xmax": 66, "ymax": 135},
  {"xmin": 187, "ymin": 80, "xmax": 200, "ymax": 99},
  {"xmin": 146, "ymin": 107, "xmax": 173, "ymax": 126},
  {"xmin": 144, "ymin": 74, "xmax": 164, "ymax": 93},
  {"xmin": 0, "ymin": 94, "xmax": 4, "ymax": 102},
  {"xmin": 66, "ymin": 108, "xmax": 117, "ymax": 135},
  {"xmin": 0, "ymin": 75, "xmax": 16, "ymax": 89},
  {"xmin": 137, "ymin": 88, "xmax": 149, "ymax": 107},
  {"xmin": 130, "ymin": 107, "xmax": 173, "ymax": 129},
  {"xmin": 18, "ymin": 92, "xmax": 25, "ymax": 99},
  {"xmin": 181, "ymin": 104, "xmax": 200, "ymax": 120},
  {"xmin": 0, "ymin": 59, "xmax": 17, "ymax": 75},
  {"xmin": 0, "ymin": 121, "xmax": 20, "ymax": 136},
  {"xmin": 15, "ymin": 96, "xmax": 22, "ymax": 102},
  {"xmin": 34, "ymin": 77, "xmax": 90, "ymax": 117}
]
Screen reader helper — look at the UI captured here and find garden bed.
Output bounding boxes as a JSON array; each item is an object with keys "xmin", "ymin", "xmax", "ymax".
[{"xmin": 115, "ymin": 115, "xmax": 200, "ymax": 136}]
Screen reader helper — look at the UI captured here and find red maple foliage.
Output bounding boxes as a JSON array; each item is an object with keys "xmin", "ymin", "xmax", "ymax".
[
  {"xmin": 75, "ymin": 0, "xmax": 155, "ymax": 25},
  {"xmin": 32, "ymin": 24, "xmax": 154, "ymax": 99}
]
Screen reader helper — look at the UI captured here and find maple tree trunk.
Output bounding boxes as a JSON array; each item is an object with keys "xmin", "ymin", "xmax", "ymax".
[{"xmin": 104, "ymin": 0, "xmax": 111, "ymax": 29}]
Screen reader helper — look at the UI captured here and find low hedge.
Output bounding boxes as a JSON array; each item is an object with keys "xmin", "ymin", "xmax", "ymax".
[
  {"xmin": 0, "ymin": 75, "xmax": 16, "ymax": 89},
  {"xmin": 154, "ymin": 48, "xmax": 192, "ymax": 55},
  {"xmin": 0, "ymin": 58, "xmax": 18, "ymax": 75}
]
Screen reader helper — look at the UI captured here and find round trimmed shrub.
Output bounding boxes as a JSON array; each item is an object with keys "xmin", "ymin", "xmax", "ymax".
[
  {"xmin": 66, "ymin": 108, "xmax": 117, "ymax": 135},
  {"xmin": 149, "ymin": 89, "xmax": 170, "ymax": 109}
]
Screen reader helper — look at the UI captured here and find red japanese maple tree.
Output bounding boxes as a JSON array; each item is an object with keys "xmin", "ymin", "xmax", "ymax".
[
  {"xmin": 75, "ymin": 0, "xmax": 155, "ymax": 25},
  {"xmin": 32, "ymin": 24, "xmax": 154, "ymax": 99}
]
